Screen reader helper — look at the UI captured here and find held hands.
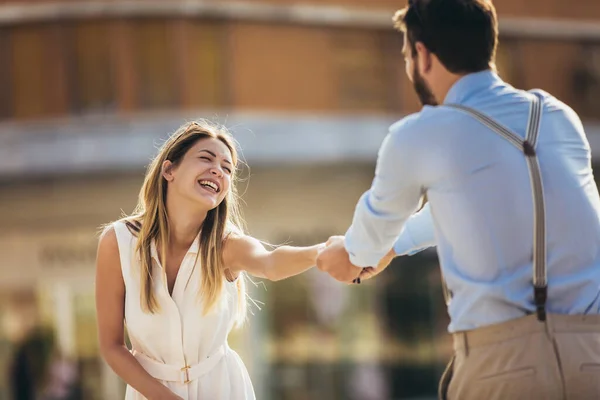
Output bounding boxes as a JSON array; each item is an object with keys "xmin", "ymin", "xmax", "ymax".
[
  {"xmin": 316, "ymin": 235, "xmax": 362, "ymax": 283},
  {"xmin": 316, "ymin": 236, "xmax": 395, "ymax": 284},
  {"xmin": 357, "ymin": 247, "xmax": 396, "ymax": 282}
]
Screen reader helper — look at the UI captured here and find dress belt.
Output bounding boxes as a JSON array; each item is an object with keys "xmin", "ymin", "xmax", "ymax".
[{"xmin": 132, "ymin": 345, "xmax": 226, "ymax": 384}]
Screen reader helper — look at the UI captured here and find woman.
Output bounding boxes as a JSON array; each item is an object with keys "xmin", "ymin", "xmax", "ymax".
[{"xmin": 95, "ymin": 121, "xmax": 325, "ymax": 399}]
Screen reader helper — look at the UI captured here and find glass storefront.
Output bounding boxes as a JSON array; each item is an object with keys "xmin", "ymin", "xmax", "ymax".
[
  {"xmin": 0, "ymin": 245, "xmax": 451, "ymax": 400},
  {"xmin": 252, "ymin": 249, "xmax": 452, "ymax": 400}
]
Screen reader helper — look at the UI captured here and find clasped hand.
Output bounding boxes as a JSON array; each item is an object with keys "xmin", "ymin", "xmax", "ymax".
[{"xmin": 316, "ymin": 236, "xmax": 392, "ymax": 284}]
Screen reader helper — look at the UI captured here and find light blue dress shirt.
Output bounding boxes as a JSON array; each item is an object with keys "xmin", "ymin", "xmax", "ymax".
[{"xmin": 344, "ymin": 70, "xmax": 600, "ymax": 332}]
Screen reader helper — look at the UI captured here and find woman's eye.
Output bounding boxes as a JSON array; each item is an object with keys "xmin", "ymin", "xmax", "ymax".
[
  {"xmin": 200, "ymin": 156, "xmax": 211, "ymax": 161},
  {"xmin": 223, "ymin": 166, "xmax": 232, "ymax": 174}
]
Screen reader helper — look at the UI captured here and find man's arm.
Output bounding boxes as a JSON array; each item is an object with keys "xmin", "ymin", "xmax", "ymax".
[
  {"xmin": 393, "ymin": 202, "xmax": 436, "ymax": 256},
  {"xmin": 355, "ymin": 204, "xmax": 436, "ymax": 282},
  {"xmin": 345, "ymin": 120, "xmax": 426, "ymax": 267}
]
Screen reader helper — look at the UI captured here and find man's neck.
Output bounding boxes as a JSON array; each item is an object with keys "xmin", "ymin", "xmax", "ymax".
[{"xmin": 433, "ymin": 72, "xmax": 466, "ymax": 105}]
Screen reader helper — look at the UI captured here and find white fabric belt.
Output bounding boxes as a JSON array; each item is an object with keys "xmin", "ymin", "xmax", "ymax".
[{"xmin": 132, "ymin": 346, "xmax": 226, "ymax": 384}]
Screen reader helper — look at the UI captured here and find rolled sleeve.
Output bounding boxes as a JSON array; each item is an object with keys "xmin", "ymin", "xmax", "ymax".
[{"xmin": 393, "ymin": 203, "xmax": 436, "ymax": 256}]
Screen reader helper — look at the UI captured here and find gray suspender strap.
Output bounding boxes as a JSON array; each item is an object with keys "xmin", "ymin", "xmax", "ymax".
[{"xmin": 444, "ymin": 92, "xmax": 547, "ymax": 322}]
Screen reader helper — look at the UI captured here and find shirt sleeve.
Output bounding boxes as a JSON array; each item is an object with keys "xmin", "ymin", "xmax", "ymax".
[
  {"xmin": 393, "ymin": 203, "xmax": 436, "ymax": 256},
  {"xmin": 344, "ymin": 119, "xmax": 426, "ymax": 267}
]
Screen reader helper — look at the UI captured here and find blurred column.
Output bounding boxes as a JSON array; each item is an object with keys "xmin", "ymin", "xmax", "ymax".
[
  {"xmin": 102, "ymin": 360, "xmax": 123, "ymax": 399},
  {"xmin": 246, "ymin": 284, "xmax": 269, "ymax": 400},
  {"xmin": 53, "ymin": 282, "xmax": 75, "ymax": 358}
]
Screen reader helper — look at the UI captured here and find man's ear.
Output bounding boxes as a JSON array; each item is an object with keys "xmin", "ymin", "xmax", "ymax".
[
  {"xmin": 162, "ymin": 160, "xmax": 175, "ymax": 182},
  {"xmin": 415, "ymin": 41, "xmax": 433, "ymax": 74}
]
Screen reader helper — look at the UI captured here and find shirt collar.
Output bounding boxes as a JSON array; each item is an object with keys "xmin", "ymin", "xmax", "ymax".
[{"xmin": 443, "ymin": 69, "xmax": 503, "ymax": 105}]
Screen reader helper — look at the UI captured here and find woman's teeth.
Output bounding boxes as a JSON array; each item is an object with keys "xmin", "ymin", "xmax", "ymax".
[{"xmin": 199, "ymin": 180, "xmax": 218, "ymax": 192}]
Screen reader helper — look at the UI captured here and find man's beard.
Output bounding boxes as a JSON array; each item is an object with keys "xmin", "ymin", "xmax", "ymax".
[{"xmin": 412, "ymin": 63, "xmax": 438, "ymax": 106}]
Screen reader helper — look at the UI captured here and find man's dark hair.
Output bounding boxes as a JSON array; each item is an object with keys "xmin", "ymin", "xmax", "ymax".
[{"xmin": 393, "ymin": 0, "xmax": 498, "ymax": 74}]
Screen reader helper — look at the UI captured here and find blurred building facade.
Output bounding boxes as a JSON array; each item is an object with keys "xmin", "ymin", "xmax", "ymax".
[{"xmin": 0, "ymin": 0, "xmax": 599, "ymax": 399}]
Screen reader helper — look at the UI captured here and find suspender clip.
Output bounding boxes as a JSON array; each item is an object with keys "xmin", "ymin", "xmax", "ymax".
[
  {"xmin": 523, "ymin": 140, "xmax": 536, "ymax": 157},
  {"xmin": 534, "ymin": 285, "xmax": 547, "ymax": 322}
]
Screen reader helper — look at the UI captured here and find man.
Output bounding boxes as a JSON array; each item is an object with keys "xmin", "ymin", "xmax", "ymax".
[{"xmin": 316, "ymin": 0, "xmax": 600, "ymax": 399}]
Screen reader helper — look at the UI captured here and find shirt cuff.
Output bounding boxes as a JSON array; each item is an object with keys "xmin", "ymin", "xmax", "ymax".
[
  {"xmin": 393, "ymin": 226, "xmax": 418, "ymax": 256},
  {"xmin": 344, "ymin": 231, "xmax": 382, "ymax": 268}
]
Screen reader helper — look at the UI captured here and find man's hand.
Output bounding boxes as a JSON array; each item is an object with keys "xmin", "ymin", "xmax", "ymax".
[
  {"xmin": 316, "ymin": 236, "xmax": 363, "ymax": 283},
  {"xmin": 355, "ymin": 248, "xmax": 396, "ymax": 282}
]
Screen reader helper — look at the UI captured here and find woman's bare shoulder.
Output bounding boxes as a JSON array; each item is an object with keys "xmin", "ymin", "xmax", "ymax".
[{"xmin": 97, "ymin": 225, "xmax": 119, "ymax": 264}]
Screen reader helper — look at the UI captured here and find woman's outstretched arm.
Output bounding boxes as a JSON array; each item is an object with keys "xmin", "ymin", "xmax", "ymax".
[{"xmin": 223, "ymin": 234, "xmax": 324, "ymax": 281}]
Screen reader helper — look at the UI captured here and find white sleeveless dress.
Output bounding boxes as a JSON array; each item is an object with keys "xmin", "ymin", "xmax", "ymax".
[{"xmin": 113, "ymin": 221, "xmax": 256, "ymax": 400}]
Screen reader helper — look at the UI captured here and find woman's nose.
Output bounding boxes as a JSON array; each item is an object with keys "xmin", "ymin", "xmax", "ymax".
[{"xmin": 210, "ymin": 167, "xmax": 223, "ymax": 177}]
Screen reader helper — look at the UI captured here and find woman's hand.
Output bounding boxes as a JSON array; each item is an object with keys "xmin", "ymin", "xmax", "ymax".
[
  {"xmin": 150, "ymin": 388, "xmax": 185, "ymax": 400},
  {"xmin": 354, "ymin": 248, "xmax": 396, "ymax": 283}
]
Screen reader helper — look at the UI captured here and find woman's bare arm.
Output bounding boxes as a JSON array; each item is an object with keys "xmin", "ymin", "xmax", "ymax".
[
  {"xmin": 223, "ymin": 234, "xmax": 324, "ymax": 281},
  {"xmin": 95, "ymin": 227, "xmax": 182, "ymax": 400}
]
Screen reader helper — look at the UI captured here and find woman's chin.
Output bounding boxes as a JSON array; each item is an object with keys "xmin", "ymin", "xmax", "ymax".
[
  {"xmin": 193, "ymin": 194, "xmax": 220, "ymax": 210},
  {"xmin": 182, "ymin": 188, "xmax": 223, "ymax": 211}
]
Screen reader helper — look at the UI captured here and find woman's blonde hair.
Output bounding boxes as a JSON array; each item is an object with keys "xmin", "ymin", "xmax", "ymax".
[{"xmin": 125, "ymin": 120, "xmax": 247, "ymax": 324}]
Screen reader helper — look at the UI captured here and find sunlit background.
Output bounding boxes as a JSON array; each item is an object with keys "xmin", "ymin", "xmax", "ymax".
[{"xmin": 1, "ymin": 0, "xmax": 599, "ymax": 399}]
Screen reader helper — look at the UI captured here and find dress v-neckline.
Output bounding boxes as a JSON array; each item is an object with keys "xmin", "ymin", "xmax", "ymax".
[
  {"xmin": 166, "ymin": 261, "xmax": 185, "ymax": 298},
  {"xmin": 151, "ymin": 236, "xmax": 200, "ymax": 300}
]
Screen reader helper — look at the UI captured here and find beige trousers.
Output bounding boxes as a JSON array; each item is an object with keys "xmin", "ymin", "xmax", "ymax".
[{"xmin": 438, "ymin": 314, "xmax": 600, "ymax": 400}]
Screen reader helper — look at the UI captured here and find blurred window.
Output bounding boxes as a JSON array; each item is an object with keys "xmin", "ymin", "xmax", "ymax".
[
  {"xmin": 514, "ymin": 38, "xmax": 600, "ymax": 120},
  {"xmin": 495, "ymin": 37, "xmax": 523, "ymax": 87},
  {"xmin": 177, "ymin": 20, "xmax": 226, "ymax": 109},
  {"xmin": 228, "ymin": 23, "xmax": 336, "ymax": 111},
  {"xmin": 132, "ymin": 19, "xmax": 178, "ymax": 109},
  {"xmin": 0, "ymin": 28, "xmax": 10, "ymax": 120},
  {"xmin": 518, "ymin": 39, "xmax": 582, "ymax": 112},
  {"xmin": 333, "ymin": 29, "xmax": 400, "ymax": 112},
  {"xmin": 69, "ymin": 20, "xmax": 116, "ymax": 113},
  {"xmin": 573, "ymin": 43, "xmax": 600, "ymax": 119},
  {"xmin": 10, "ymin": 24, "xmax": 55, "ymax": 119}
]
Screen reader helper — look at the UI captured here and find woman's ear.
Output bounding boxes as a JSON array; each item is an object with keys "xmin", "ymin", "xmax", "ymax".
[{"xmin": 162, "ymin": 160, "xmax": 175, "ymax": 182}]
